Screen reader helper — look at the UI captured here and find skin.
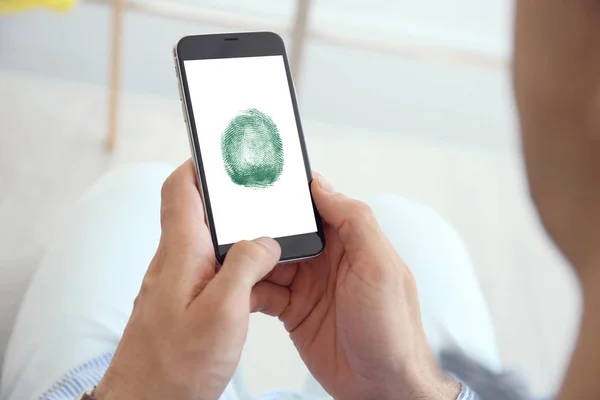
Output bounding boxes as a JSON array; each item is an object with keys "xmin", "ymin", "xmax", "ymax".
[
  {"xmin": 96, "ymin": 1, "xmax": 600, "ymax": 398},
  {"xmin": 513, "ymin": 1, "xmax": 600, "ymax": 398},
  {"xmin": 265, "ymin": 175, "xmax": 459, "ymax": 400},
  {"xmin": 95, "ymin": 161, "xmax": 459, "ymax": 400},
  {"xmin": 95, "ymin": 161, "xmax": 286, "ymax": 400}
]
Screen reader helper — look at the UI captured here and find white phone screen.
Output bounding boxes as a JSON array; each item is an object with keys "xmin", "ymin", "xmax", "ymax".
[{"xmin": 184, "ymin": 55, "xmax": 318, "ymax": 245}]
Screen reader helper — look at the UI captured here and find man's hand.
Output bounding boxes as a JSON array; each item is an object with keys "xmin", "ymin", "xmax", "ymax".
[
  {"xmin": 263, "ymin": 175, "xmax": 460, "ymax": 400},
  {"xmin": 94, "ymin": 160, "xmax": 285, "ymax": 400}
]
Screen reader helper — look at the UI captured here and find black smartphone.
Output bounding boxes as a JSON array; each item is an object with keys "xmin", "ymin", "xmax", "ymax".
[{"xmin": 173, "ymin": 31, "xmax": 325, "ymax": 265}]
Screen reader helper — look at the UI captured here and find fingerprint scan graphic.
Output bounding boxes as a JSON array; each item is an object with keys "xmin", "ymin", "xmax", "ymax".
[{"xmin": 221, "ymin": 108, "xmax": 284, "ymax": 188}]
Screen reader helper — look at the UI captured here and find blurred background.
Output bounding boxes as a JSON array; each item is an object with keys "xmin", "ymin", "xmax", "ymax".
[{"xmin": 0, "ymin": 0, "xmax": 581, "ymax": 397}]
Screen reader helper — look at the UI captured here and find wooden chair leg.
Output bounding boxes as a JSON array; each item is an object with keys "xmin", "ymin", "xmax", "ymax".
[
  {"xmin": 106, "ymin": 0, "xmax": 125, "ymax": 151},
  {"xmin": 290, "ymin": 0, "xmax": 311, "ymax": 85}
]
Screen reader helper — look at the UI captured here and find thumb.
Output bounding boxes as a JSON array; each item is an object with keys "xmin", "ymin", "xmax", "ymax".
[
  {"xmin": 209, "ymin": 237, "xmax": 281, "ymax": 303},
  {"xmin": 311, "ymin": 175, "xmax": 382, "ymax": 250}
]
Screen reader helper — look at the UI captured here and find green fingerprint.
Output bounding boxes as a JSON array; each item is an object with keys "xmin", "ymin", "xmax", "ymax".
[{"xmin": 221, "ymin": 108, "xmax": 284, "ymax": 188}]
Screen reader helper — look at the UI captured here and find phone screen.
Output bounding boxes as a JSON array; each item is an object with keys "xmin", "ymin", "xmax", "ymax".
[{"xmin": 183, "ymin": 55, "xmax": 318, "ymax": 246}]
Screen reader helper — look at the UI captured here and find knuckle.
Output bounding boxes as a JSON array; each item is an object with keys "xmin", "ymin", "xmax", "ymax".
[
  {"xmin": 160, "ymin": 179, "xmax": 178, "ymax": 224},
  {"xmin": 140, "ymin": 276, "xmax": 152, "ymax": 295},
  {"xmin": 402, "ymin": 267, "xmax": 419, "ymax": 297},
  {"xmin": 160, "ymin": 174, "xmax": 178, "ymax": 203},
  {"xmin": 140, "ymin": 271, "xmax": 158, "ymax": 296},
  {"xmin": 160, "ymin": 177, "xmax": 172, "ymax": 200},
  {"xmin": 351, "ymin": 200, "xmax": 375, "ymax": 221},
  {"xmin": 405, "ymin": 269, "xmax": 417, "ymax": 289},
  {"xmin": 132, "ymin": 294, "xmax": 141, "ymax": 308}
]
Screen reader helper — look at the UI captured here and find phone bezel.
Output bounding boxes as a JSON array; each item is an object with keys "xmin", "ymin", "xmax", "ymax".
[{"xmin": 174, "ymin": 31, "xmax": 325, "ymax": 265}]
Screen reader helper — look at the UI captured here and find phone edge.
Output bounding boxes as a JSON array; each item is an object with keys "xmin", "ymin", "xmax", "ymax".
[
  {"xmin": 173, "ymin": 43, "xmax": 222, "ymax": 264},
  {"xmin": 173, "ymin": 35, "xmax": 324, "ymax": 265}
]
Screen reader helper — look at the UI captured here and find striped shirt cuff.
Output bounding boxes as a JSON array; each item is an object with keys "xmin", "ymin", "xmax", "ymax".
[{"xmin": 458, "ymin": 383, "xmax": 479, "ymax": 400}]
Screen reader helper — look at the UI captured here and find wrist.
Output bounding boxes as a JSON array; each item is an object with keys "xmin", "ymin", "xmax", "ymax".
[
  {"xmin": 93, "ymin": 381, "xmax": 123, "ymax": 400},
  {"xmin": 364, "ymin": 369, "xmax": 461, "ymax": 400},
  {"xmin": 404, "ymin": 369, "xmax": 461, "ymax": 400},
  {"xmin": 94, "ymin": 369, "xmax": 143, "ymax": 400},
  {"xmin": 423, "ymin": 372, "xmax": 462, "ymax": 400}
]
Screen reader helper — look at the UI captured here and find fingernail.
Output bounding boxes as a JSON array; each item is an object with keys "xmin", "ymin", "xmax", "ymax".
[
  {"xmin": 318, "ymin": 176, "xmax": 335, "ymax": 193},
  {"xmin": 254, "ymin": 237, "xmax": 280, "ymax": 254}
]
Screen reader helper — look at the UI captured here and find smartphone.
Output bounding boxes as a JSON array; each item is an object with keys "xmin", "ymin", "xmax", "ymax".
[{"xmin": 173, "ymin": 31, "xmax": 325, "ymax": 265}]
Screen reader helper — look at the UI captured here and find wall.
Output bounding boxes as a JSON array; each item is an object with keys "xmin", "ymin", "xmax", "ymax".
[{"xmin": 0, "ymin": 0, "xmax": 516, "ymax": 151}]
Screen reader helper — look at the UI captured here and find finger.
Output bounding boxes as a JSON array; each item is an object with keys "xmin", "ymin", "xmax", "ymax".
[
  {"xmin": 251, "ymin": 281, "xmax": 290, "ymax": 317},
  {"xmin": 157, "ymin": 160, "xmax": 215, "ymax": 299},
  {"xmin": 160, "ymin": 159, "xmax": 210, "ymax": 248},
  {"xmin": 311, "ymin": 176, "xmax": 383, "ymax": 251},
  {"xmin": 264, "ymin": 263, "xmax": 298, "ymax": 286},
  {"xmin": 206, "ymin": 238, "xmax": 281, "ymax": 307}
]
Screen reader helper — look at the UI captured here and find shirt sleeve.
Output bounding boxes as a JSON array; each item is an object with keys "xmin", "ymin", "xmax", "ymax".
[
  {"xmin": 458, "ymin": 383, "xmax": 480, "ymax": 400},
  {"xmin": 39, "ymin": 352, "xmax": 114, "ymax": 400},
  {"xmin": 39, "ymin": 351, "xmax": 482, "ymax": 400}
]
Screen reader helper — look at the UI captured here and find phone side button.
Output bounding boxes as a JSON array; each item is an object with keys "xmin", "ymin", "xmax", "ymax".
[
  {"xmin": 177, "ymin": 83, "xmax": 183, "ymax": 101},
  {"xmin": 181, "ymin": 102, "xmax": 188, "ymax": 123}
]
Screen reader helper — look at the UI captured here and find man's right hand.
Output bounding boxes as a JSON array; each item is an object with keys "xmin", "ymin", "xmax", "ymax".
[
  {"xmin": 262, "ymin": 175, "xmax": 460, "ymax": 400},
  {"xmin": 94, "ymin": 161, "xmax": 284, "ymax": 400}
]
